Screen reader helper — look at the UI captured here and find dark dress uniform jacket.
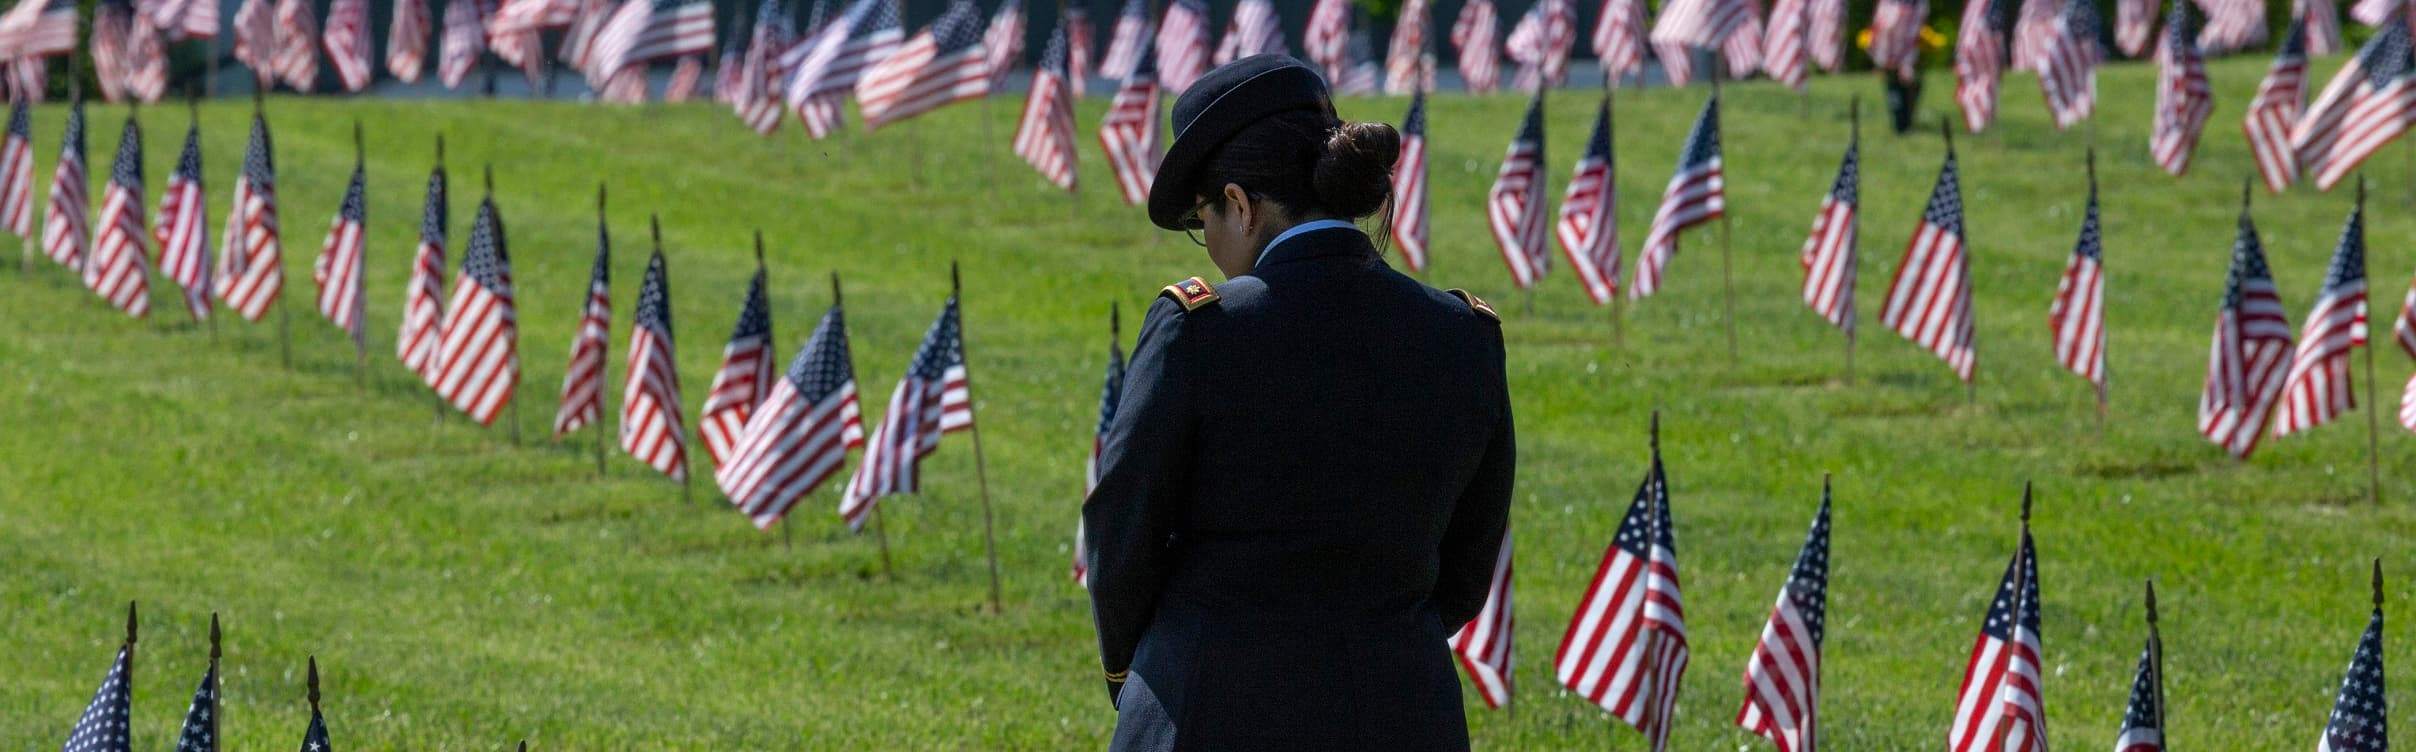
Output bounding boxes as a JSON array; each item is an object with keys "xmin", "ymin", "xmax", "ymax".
[{"xmin": 1085, "ymin": 225, "xmax": 1515, "ymax": 752}]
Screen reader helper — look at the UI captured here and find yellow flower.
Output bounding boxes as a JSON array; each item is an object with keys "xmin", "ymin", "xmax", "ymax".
[
  {"xmin": 1857, "ymin": 27, "xmax": 1875, "ymax": 50},
  {"xmin": 1917, "ymin": 25, "xmax": 1947, "ymax": 51}
]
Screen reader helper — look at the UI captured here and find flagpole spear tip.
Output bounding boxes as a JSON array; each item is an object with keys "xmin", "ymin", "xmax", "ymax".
[
  {"xmin": 306, "ymin": 655, "xmax": 321, "ymax": 711},
  {"xmin": 951, "ymin": 259, "xmax": 962, "ymax": 293},
  {"xmin": 125, "ymin": 600, "xmax": 137, "ymax": 645},
  {"xmin": 2145, "ymin": 579, "xmax": 2158, "ymax": 624},
  {"xmin": 1112, "ymin": 300, "xmax": 1121, "ymax": 337},
  {"xmin": 596, "ymin": 182, "xmax": 605, "ymax": 213},
  {"xmin": 2020, "ymin": 481, "xmax": 2033, "ymax": 523},
  {"xmin": 2375, "ymin": 558, "xmax": 2385, "ymax": 607},
  {"xmin": 649, "ymin": 213, "xmax": 662, "ymax": 250},
  {"xmin": 352, "ymin": 119, "xmax": 363, "ymax": 158},
  {"xmin": 830, "ymin": 270, "xmax": 843, "ymax": 304},
  {"xmin": 209, "ymin": 612, "xmax": 221, "ymax": 661},
  {"xmin": 519, "ymin": 742, "xmax": 528, "ymax": 752},
  {"xmin": 1648, "ymin": 410, "xmax": 1660, "ymax": 452}
]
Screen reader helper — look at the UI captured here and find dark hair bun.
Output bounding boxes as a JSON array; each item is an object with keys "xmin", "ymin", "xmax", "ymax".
[{"xmin": 1313, "ymin": 121, "xmax": 1402, "ymax": 220}]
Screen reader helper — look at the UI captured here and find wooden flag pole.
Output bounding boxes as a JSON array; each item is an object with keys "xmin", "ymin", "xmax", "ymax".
[
  {"xmin": 756, "ymin": 230, "xmax": 793, "ymax": 549},
  {"xmin": 1712, "ymin": 72, "xmax": 1738, "ymax": 364},
  {"xmin": 1632, "ymin": 411, "xmax": 1662, "ymax": 727},
  {"xmin": 431, "ymin": 136, "xmax": 451, "ymax": 421},
  {"xmin": 593, "ymin": 183, "xmax": 609, "ymax": 475},
  {"xmin": 124, "ymin": 600, "xmax": 137, "ymax": 676},
  {"xmin": 265, "ymin": 89, "xmax": 292, "ymax": 370},
  {"xmin": 2086, "ymin": 148, "xmax": 2105, "ymax": 435},
  {"xmin": 192, "ymin": 96, "xmax": 216, "ymax": 341},
  {"xmin": 1844, "ymin": 97, "xmax": 1860, "ymax": 386},
  {"xmin": 2145, "ymin": 579, "xmax": 2166, "ymax": 751},
  {"xmin": 1943, "ymin": 116, "xmax": 1974, "ymax": 405},
  {"xmin": 651, "ymin": 214, "xmax": 690, "ymax": 503},
  {"xmin": 353, "ymin": 120, "xmax": 368, "ymax": 390},
  {"xmin": 305, "ymin": 655, "xmax": 321, "ymax": 718},
  {"xmin": 492, "ymin": 166, "xmax": 521, "ymax": 446},
  {"xmin": 1606, "ymin": 82, "xmax": 1624, "ymax": 349},
  {"xmin": 207, "ymin": 613, "xmax": 221, "ymax": 749},
  {"xmin": 2358, "ymin": 177, "xmax": 2380, "ymax": 505},
  {"xmin": 955, "ymin": 260, "xmax": 1006, "ymax": 613},
  {"xmin": 834, "ymin": 270, "xmax": 893, "ymax": 575}
]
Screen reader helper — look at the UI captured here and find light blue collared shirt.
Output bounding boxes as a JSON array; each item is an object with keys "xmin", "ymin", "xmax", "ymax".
[{"xmin": 1255, "ymin": 219, "xmax": 1363, "ymax": 268}]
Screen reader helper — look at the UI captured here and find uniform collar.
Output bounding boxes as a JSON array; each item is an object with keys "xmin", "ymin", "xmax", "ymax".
[{"xmin": 1253, "ymin": 219, "xmax": 1366, "ymax": 269}]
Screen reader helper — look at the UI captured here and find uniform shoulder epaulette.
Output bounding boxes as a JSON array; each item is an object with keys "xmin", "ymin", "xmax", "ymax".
[
  {"xmin": 1160, "ymin": 276, "xmax": 1222, "ymax": 312},
  {"xmin": 1445, "ymin": 288, "xmax": 1499, "ymax": 323}
]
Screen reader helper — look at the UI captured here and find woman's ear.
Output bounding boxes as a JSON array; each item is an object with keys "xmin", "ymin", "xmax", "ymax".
[{"xmin": 1222, "ymin": 183, "xmax": 1253, "ymax": 234}]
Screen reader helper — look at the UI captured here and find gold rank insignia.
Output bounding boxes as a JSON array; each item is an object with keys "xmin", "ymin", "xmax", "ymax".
[
  {"xmin": 1446, "ymin": 289, "xmax": 1499, "ymax": 322},
  {"xmin": 1161, "ymin": 276, "xmax": 1221, "ymax": 311}
]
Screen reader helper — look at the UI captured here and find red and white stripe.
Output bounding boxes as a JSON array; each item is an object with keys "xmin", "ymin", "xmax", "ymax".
[
  {"xmin": 312, "ymin": 166, "xmax": 366, "ymax": 345},
  {"xmin": 700, "ymin": 271, "xmax": 776, "ymax": 472},
  {"xmin": 1097, "ymin": 0, "xmax": 1149, "ymax": 80},
  {"xmin": 124, "ymin": 16, "xmax": 169, "ymax": 102},
  {"xmin": 1509, "ymin": 0, "xmax": 1577, "ymax": 88},
  {"xmin": 86, "ymin": 123, "xmax": 150, "ymax": 318},
  {"xmin": 2274, "ymin": 217, "xmax": 2369, "ymax": 437},
  {"xmin": 2151, "ymin": 5, "xmax": 2211, "ymax": 177},
  {"xmin": 437, "ymin": 0, "xmax": 484, "ymax": 89},
  {"xmin": 2303, "ymin": 0, "xmax": 2343, "ymax": 54},
  {"xmin": 1869, "ymin": 0, "xmax": 1924, "ymax": 82},
  {"xmin": 1947, "ymin": 537, "xmax": 2047, "ymax": 752},
  {"xmin": 1554, "ymin": 464, "xmax": 1686, "ymax": 752},
  {"xmin": 717, "ymin": 308, "xmax": 865, "ymax": 530},
  {"xmin": 856, "ymin": 1, "xmax": 989, "ymax": 131},
  {"xmin": 2114, "ymin": 0, "xmax": 2155, "ymax": 56},
  {"xmin": 1390, "ymin": 91, "xmax": 1428, "ymax": 274},
  {"xmin": 1763, "ymin": 0, "xmax": 1808, "ymax": 90},
  {"xmin": 1632, "ymin": 97, "xmax": 1724, "ymax": 301},
  {"xmin": 387, "ymin": 0, "xmax": 431, "ymax": 81},
  {"xmin": 1097, "ymin": 42, "xmax": 1160, "ymax": 206},
  {"xmin": 323, "ymin": 0, "xmax": 372, "ymax": 91},
  {"xmin": 154, "ymin": 126, "xmax": 210, "ymax": 322},
  {"xmin": 1487, "ymin": 95, "xmax": 1548, "ymax": 290},
  {"xmin": 1154, "ymin": 0, "xmax": 1209, "ymax": 91},
  {"xmin": 2246, "ymin": 21, "xmax": 2307, "ymax": 193},
  {"xmin": 2293, "ymin": 19, "xmax": 2416, "ymax": 192},
  {"xmin": 2038, "ymin": 1, "xmax": 2101, "ymax": 130},
  {"xmin": 1303, "ymin": 0, "xmax": 1349, "ymax": 71},
  {"xmin": 2198, "ymin": 213, "xmax": 2294, "ymax": 459},
  {"xmin": 1210, "ymin": 0, "xmax": 1283, "ymax": 65},
  {"xmin": 273, "ymin": 0, "xmax": 321, "ymax": 91},
  {"xmin": 232, "ymin": 0, "xmax": 276, "ymax": 87},
  {"xmin": 41, "ymin": 105, "xmax": 85, "ymax": 273},
  {"xmin": 92, "ymin": 3, "xmax": 132, "ymax": 104},
  {"xmin": 980, "ymin": 0, "xmax": 1023, "ymax": 88},
  {"xmin": 1800, "ymin": 141, "xmax": 1855, "ymax": 335},
  {"xmin": 2048, "ymin": 192, "xmax": 2105, "ymax": 388},
  {"xmin": 1014, "ymin": 24, "xmax": 1077, "ymax": 190},
  {"xmin": 622, "ymin": 252, "xmax": 689, "ymax": 480},
  {"xmin": 1450, "ymin": 531, "xmax": 1514, "ymax": 709},
  {"xmin": 552, "ymin": 237, "xmax": 609, "ymax": 438},
  {"xmin": 1878, "ymin": 153, "xmax": 1975, "ymax": 382},
  {"xmin": 1557, "ymin": 102, "xmax": 1618, "ymax": 305},
  {"xmin": 1450, "ymin": 0, "xmax": 1499, "ymax": 92},
  {"xmin": 664, "ymin": 53, "xmax": 704, "ymax": 101},
  {"xmin": 1, "ymin": 102, "xmax": 34, "ymax": 240},
  {"xmin": 838, "ymin": 300, "xmax": 972, "ymax": 532},
  {"xmin": 217, "ymin": 116, "xmax": 282, "ymax": 323},
  {"xmin": 399, "ymin": 166, "xmax": 447, "ymax": 386},
  {"xmin": 2393, "ymin": 272, "xmax": 2416, "ymax": 433},
  {"xmin": 1383, "ymin": 0, "xmax": 1431, "ymax": 94},
  {"xmin": 2195, "ymin": 0, "xmax": 2268, "ymax": 53},
  {"xmin": 432, "ymin": 199, "xmax": 518, "ymax": 426},
  {"xmin": 1596, "ymin": 0, "xmax": 1646, "ymax": 81}
]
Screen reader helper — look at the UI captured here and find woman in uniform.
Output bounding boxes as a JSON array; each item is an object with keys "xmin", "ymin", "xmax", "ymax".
[{"xmin": 1082, "ymin": 54, "xmax": 1517, "ymax": 751}]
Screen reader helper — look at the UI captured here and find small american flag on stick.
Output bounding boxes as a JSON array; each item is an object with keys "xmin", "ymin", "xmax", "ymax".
[
  {"xmin": 2316, "ymin": 561, "xmax": 2386, "ymax": 752},
  {"xmin": 42, "ymin": 97, "xmax": 86, "ymax": 273},
  {"xmin": 554, "ymin": 186, "xmax": 611, "ymax": 439},
  {"xmin": 1015, "ymin": 21, "xmax": 1078, "ymax": 190},
  {"xmin": 2274, "ymin": 188, "xmax": 2369, "ymax": 437},
  {"xmin": 719, "ymin": 286, "xmax": 865, "ymax": 530},
  {"xmin": 1451, "ymin": 530, "xmax": 1514, "ymax": 709},
  {"xmin": 2291, "ymin": 14, "xmax": 2416, "ymax": 192},
  {"xmin": 155, "ymin": 116, "xmax": 211, "ymax": 323},
  {"xmin": 59, "ymin": 605, "xmax": 134, "ymax": 752},
  {"xmin": 438, "ymin": 0, "xmax": 485, "ymax": 89},
  {"xmin": 87, "ymin": 115, "xmax": 151, "ymax": 319},
  {"xmin": 273, "ymin": 0, "xmax": 321, "ymax": 91},
  {"xmin": 170, "ymin": 615, "xmax": 221, "ymax": 752},
  {"xmin": 1098, "ymin": 32, "xmax": 1159, "ymax": 205},
  {"xmin": 233, "ymin": 0, "xmax": 276, "ymax": 87},
  {"xmin": 313, "ymin": 141, "xmax": 368, "ymax": 348},
  {"xmin": 2198, "ymin": 187, "xmax": 2293, "ymax": 459},
  {"xmin": 701, "ymin": 239, "xmax": 778, "ymax": 472},
  {"xmin": 1097, "ymin": 0, "xmax": 1148, "ymax": 80},
  {"xmin": 1878, "ymin": 126, "xmax": 1976, "ymax": 383},
  {"xmin": 1734, "ymin": 477, "xmax": 1831, "ymax": 752},
  {"xmin": 1555, "ymin": 415, "xmax": 1686, "ymax": 752},
  {"xmin": 2151, "ymin": 0, "xmax": 2211, "ymax": 177},
  {"xmin": 1391, "ymin": 89, "xmax": 1428, "ymax": 273},
  {"xmin": 1383, "ymin": 0, "xmax": 1431, "ymax": 95},
  {"xmin": 1073, "ymin": 303, "xmax": 1122, "ymax": 588},
  {"xmin": 1955, "ymin": 0, "xmax": 2006, "ymax": 131},
  {"xmin": 1764, "ymin": 0, "xmax": 1809, "ymax": 90},
  {"xmin": 622, "ymin": 225, "xmax": 690, "ymax": 482},
  {"xmin": 839, "ymin": 288, "xmax": 972, "ymax": 531},
  {"xmin": 980, "ymin": 0, "xmax": 1023, "ymax": 88},
  {"xmin": 388, "ymin": 0, "xmax": 432, "ymax": 81},
  {"xmin": 1948, "ymin": 487, "xmax": 2047, "ymax": 752},
  {"xmin": 216, "ymin": 110, "xmax": 282, "ymax": 323},
  {"xmin": 323, "ymin": 0, "xmax": 373, "ymax": 91},
  {"xmin": 2113, "ymin": 0, "xmax": 2154, "ymax": 56},
  {"xmin": 2047, "ymin": 154, "xmax": 2107, "ymax": 394},
  {"xmin": 856, "ymin": 0, "xmax": 987, "ymax": 130},
  {"xmin": 1450, "ymin": 0, "xmax": 1499, "ymax": 93},
  {"xmin": 1487, "ymin": 90, "xmax": 1548, "ymax": 290},
  {"xmin": 1869, "ymin": 0, "xmax": 1925, "ymax": 82},
  {"xmin": 1596, "ymin": 0, "xmax": 1646, "ymax": 82},
  {"xmin": 400, "ymin": 144, "xmax": 448, "ymax": 387},
  {"xmin": 1304, "ymin": 0, "xmax": 1348, "ymax": 72},
  {"xmin": 434, "ymin": 189, "xmax": 518, "ymax": 427},
  {"xmin": 0, "ymin": 0, "xmax": 81, "ymax": 62},
  {"xmin": 0, "ymin": 100, "xmax": 31, "ymax": 240},
  {"xmin": 1155, "ymin": 0, "xmax": 1209, "ymax": 91},
  {"xmin": 2112, "ymin": 581, "xmax": 2165, "ymax": 752},
  {"xmin": 2395, "ymin": 258, "xmax": 2416, "ymax": 433},
  {"xmin": 1211, "ymin": 0, "xmax": 1283, "ymax": 65},
  {"xmin": 2303, "ymin": 0, "xmax": 2343, "ymax": 54},
  {"xmin": 1557, "ymin": 96, "xmax": 1618, "ymax": 305},
  {"xmin": 2246, "ymin": 18, "xmax": 2309, "ymax": 193},
  {"xmin": 1799, "ymin": 109, "xmax": 1856, "ymax": 337},
  {"xmin": 2038, "ymin": 0, "xmax": 2104, "ymax": 130},
  {"xmin": 1633, "ymin": 94, "xmax": 1724, "ymax": 301}
]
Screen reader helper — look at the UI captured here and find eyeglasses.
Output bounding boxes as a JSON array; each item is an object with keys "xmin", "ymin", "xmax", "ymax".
[{"xmin": 1179, "ymin": 197, "xmax": 1217, "ymax": 247}]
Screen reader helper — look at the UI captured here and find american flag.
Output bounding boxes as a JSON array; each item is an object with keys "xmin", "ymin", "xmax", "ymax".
[
  {"xmin": 1015, "ymin": 22, "xmax": 1077, "ymax": 189},
  {"xmin": 719, "ymin": 302, "xmax": 865, "ymax": 529},
  {"xmin": 1, "ymin": 100, "xmax": 33, "ymax": 240},
  {"xmin": 171, "ymin": 660, "xmax": 217, "ymax": 752},
  {"xmin": 93, "ymin": 3, "xmax": 132, "ymax": 103},
  {"xmin": 155, "ymin": 120, "xmax": 211, "ymax": 323},
  {"xmin": 1870, "ymin": 0, "xmax": 1924, "ymax": 82},
  {"xmin": 1066, "ymin": 5, "xmax": 1093, "ymax": 93},
  {"xmin": 1392, "ymin": 89, "xmax": 1429, "ymax": 273},
  {"xmin": 312, "ymin": 157, "xmax": 367, "ymax": 346},
  {"xmin": 3, "ymin": 58, "xmax": 41, "ymax": 104},
  {"xmin": 1719, "ymin": 0, "xmax": 1766, "ymax": 77},
  {"xmin": 436, "ymin": 0, "xmax": 483, "ymax": 88},
  {"xmin": 838, "ymin": 294, "xmax": 972, "ymax": 531},
  {"xmin": 1334, "ymin": 27, "xmax": 1378, "ymax": 93},
  {"xmin": 0, "ymin": 0, "xmax": 79, "ymax": 61},
  {"xmin": 274, "ymin": 0, "xmax": 321, "ymax": 91},
  {"xmin": 1450, "ymin": 0, "xmax": 1499, "ymax": 92},
  {"xmin": 1634, "ymin": 95, "xmax": 1724, "ymax": 301},
  {"xmin": 2304, "ymin": 0, "xmax": 2343, "ymax": 54},
  {"xmin": 1155, "ymin": 0, "xmax": 1208, "ymax": 91},
  {"xmin": 1805, "ymin": 0, "xmax": 1842, "ymax": 70},
  {"xmin": 702, "ymin": 256, "xmax": 777, "ymax": 471},
  {"xmin": 1451, "ymin": 530, "xmax": 1514, "ymax": 709},
  {"xmin": 1558, "ymin": 97, "xmax": 1618, "ymax": 305},
  {"xmin": 42, "ymin": 99, "xmax": 84, "ymax": 273},
  {"xmin": 2353, "ymin": 0, "xmax": 2394, "ymax": 25},
  {"xmin": 298, "ymin": 703, "xmax": 330, "ymax": 752},
  {"xmin": 2293, "ymin": 15, "xmax": 2416, "ymax": 192},
  {"xmin": 2199, "ymin": 203, "xmax": 2294, "ymax": 458},
  {"xmin": 1948, "ymin": 521, "xmax": 2047, "ymax": 752},
  {"xmin": 2398, "ymin": 267, "xmax": 2416, "ymax": 433},
  {"xmin": 88, "ymin": 116, "xmax": 150, "ymax": 318},
  {"xmin": 599, "ymin": 63, "xmax": 648, "ymax": 102},
  {"xmin": 2114, "ymin": 0, "xmax": 2154, "ymax": 56},
  {"xmin": 2014, "ymin": 0, "xmax": 2056, "ymax": 67},
  {"xmin": 2317, "ymin": 599, "xmax": 2386, "ymax": 752},
  {"xmin": 2113, "ymin": 640, "xmax": 2163, "ymax": 752},
  {"xmin": 1878, "ymin": 144, "xmax": 1976, "ymax": 382},
  {"xmin": 1488, "ymin": 91, "xmax": 1549, "ymax": 290},
  {"xmin": 2039, "ymin": 0, "xmax": 2103, "ymax": 129},
  {"xmin": 980, "ymin": 0, "xmax": 1023, "ymax": 88},
  {"xmin": 2275, "ymin": 197, "xmax": 2369, "ymax": 437},
  {"xmin": 736, "ymin": 0, "xmax": 795, "ymax": 134},
  {"xmin": 1097, "ymin": 0, "xmax": 1147, "ymax": 79},
  {"xmin": 2196, "ymin": 0, "xmax": 2268, "ymax": 54},
  {"xmin": 784, "ymin": 0, "xmax": 902, "ymax": 136},
  {"xmin": 588, "ymin": 0, "xmax": 716, "ymax": 82},
  {"xmin": 553, "ymin": 203, "xmax": 609, "ymax": 437},
  {"xmin": 1211, "ymin": 0, "xmax": 1284, "ymax": 65},
  {"xmin": 400, "ymin": 160, "xmax": 448, "ymax": 385},
  {"xmin": 1554, "ymin": 437, "xmax": 1686, "ymax": 752},
  {"xmin": 1735, "ymin": 482, "xmax": 1831, "ymax": 752},
  {"xmin": 1073, "ymin": 308, "xmax": 1122, "ymax": 587},
  {"xmin": 60, "ymin": 645, "xmax": 132, "ymax": 752},
  {"xmin": 1800, "ymin": 130, "xmax": 1856, "ymax": 334},
  {"xmin": 1764, "ymin": 0, "xmax": 1808, "ymax": 89},
  {"xmin": 388, "ymin": 0, "xmax": 431, "ymax": 81},
  {"xmin": 125, "ymin": 16, "xmax": 168, "ymax": 102},
  {"xmin": 233, "ymin": 0, "xmax": 276, "ymax": 87},
  {"xmin": 621, "ymin": 248, "xmax": 688, "ymax": 479},
  {"xmin": 1098, "ymin": 32, "xmax": 1159, "ymax": 205},
  {"xmin": 433, "ymin": 196, "xmax": 517, "ymax": 426},
  {"xmin": 1384, "ymin": 0, "xmax": 1433, "ymax": 94},
  {"xmin": 323, "ymin": 0, "xmax": 372, "ymax": 91},
  {"xmin": 1304, "ymin": 0, "xmax": 1349, "ymax": 71},
  {"xmin": 859, "ymin": 0, "xmax": 989, "ymax": 130},
  {"xmin": 1597, "ymin": 0, "xmax": 1646, "ymax": 82},
  {"xmin": 2249, "ymin": 18, "xmax": 2309, "ymax": 193},
  {"xmin": 2048, "ymin": 170, "xmax": 2106, "ymax": 389},
  {"xmin": 1955, "ymin": 0, "xmax": 2005, "ymax": 131},
  {"xmin": 558, "ymin": 0, "xmax": 612, "ymax": 72},
  {"xmin": 1509, "ymin": 0, "xmax": 1576, "ymax": 89},
  {"xmin": 2153, "ymin": 2, "xmax": 2211, "ymax": 176},
  {"xmin": 216, "ymin": 112, "xmax": 281, "ymax": 322},
  {"xmin": 664, "ymin": 53, "xmax": 704, "ymax": 101}
]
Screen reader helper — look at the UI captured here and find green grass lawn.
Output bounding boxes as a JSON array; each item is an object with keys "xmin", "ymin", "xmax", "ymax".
[{"xmin": 7, "ymin": 53, "xmax": 2416, "ymax": 749}]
